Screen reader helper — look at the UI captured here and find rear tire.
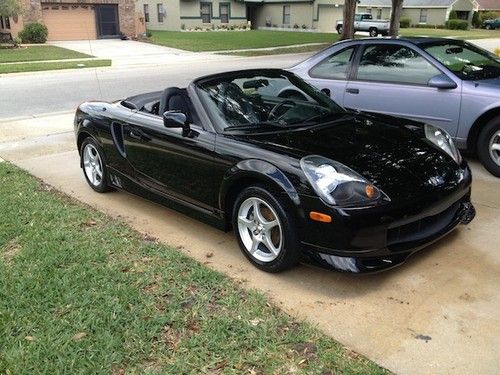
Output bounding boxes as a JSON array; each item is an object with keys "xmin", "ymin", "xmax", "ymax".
[
  {"xmin": 336, "ymin": 25, "xmax": 343, "ymax": 34},
  {"xmin": 477, "ymin": 116, "xmax": 500, "ymax": 177},
  {"xmin": 80, "ymin": 137, "xmax": 113, "ymax": 193},
  {"xmin": 232, "ymin": 186, "xmax": 300, "ymax": 273},
  {"xmin": 485, "ymin": 24, "xmax": 492, "ymax": 30},
  {"xmin": 369, "ymin": 28, "xmax": 378, "ymax": 37}
]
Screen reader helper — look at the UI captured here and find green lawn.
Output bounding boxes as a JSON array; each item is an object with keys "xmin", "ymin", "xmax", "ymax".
[
  {"xmin": 222, "ymin": 43, "xmax": 330, "ymax": 56},
  {"xmin": 149, "ymin": 30, "xmax": 340, "ymax": 51},
  {"xmin": 0, "ymin": 162, "xmax": 387, "ymax": 375},
  {"xmin": 0, "ymin": 59, "xmax": 111, "ymax": 74},
  {"xmin": 0, "ymin": 45, "xmax": 92, "ymax": 63},
  {"xmin": 399, "ymin": 27, "xmax": 500, "ymax": 39}
]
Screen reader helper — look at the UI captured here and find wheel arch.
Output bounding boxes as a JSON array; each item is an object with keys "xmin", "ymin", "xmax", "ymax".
[
  {"xmin": 467, "ymin": 107, "xmax": 500, "ymax": 153},
  {"xmin": 219, "ymin": 160, "xmax": 302, "ymax": 228}
]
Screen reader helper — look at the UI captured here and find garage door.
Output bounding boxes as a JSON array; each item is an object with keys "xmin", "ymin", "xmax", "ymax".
[
  {"xmin": 42, "ymin": 4, "xmax": 97, "ymax": 41},
  {"xmin": 316, "ymin": 7, "xmax": 343, "ymax": 33}
]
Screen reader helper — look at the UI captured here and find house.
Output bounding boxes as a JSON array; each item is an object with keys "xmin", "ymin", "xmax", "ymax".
[
  {"xmin": 137, "ymin": 0, "xmax": 345, "ymax": 32},
  {"xmin": 357, "ymin": 0, "xmax": 480, "ymax": 26},
  {"xmin": 476, "ymin": 0, "xmax": 500, "ymax": 14},
  {"xmin": 0, "ymin": 0, "xmax": 145, "ymax": 41}
]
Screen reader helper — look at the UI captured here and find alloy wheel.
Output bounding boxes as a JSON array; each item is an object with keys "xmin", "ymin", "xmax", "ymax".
[
  {"xmin": 489, "ymin": 130, "xmax": 500, "ymax": 167},
  {"xmin": 237, "ymin": 197, "xmax": 283, "ymax": 263},
  {"xmin": 83, "ymin": 143, "xmax": 104, "ymax": 187}
]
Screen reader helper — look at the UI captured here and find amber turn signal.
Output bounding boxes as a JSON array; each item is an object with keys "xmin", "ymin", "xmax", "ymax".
[
  {"xmin": 309, "ymin": 211, "xmax": 332, "ymax": 223},
  {"xmin": 365, "ymin": 185, "xmax": 376, "ymax": 199}
]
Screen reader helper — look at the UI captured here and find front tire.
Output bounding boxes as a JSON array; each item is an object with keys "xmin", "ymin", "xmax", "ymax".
[
  {"xmin": 336, "ymin": 25, "xmax": 343, "ymax": 34},
  {"xmin": 485, "ymin": 24, "xmax": 492, "ymax": 30},
  {"xmin": 477, "ymin": 116, "xmax": 500, "ymax": 177},
  {"xmin": 232, "ymin": 186, "xmax": 300, "ymax": 272},
  {"xmin": 369, "ymin": 28, "xmax": 378, "ymax": 37},
  {"xmin": 80, "ymin": 137, "xmax": 113, "ymax": 193}
]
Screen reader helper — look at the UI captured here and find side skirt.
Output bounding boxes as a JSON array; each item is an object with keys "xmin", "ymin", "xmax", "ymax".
[{"xmin": 107, "ymin": 167, "xmax": 227, "ymax": 231}]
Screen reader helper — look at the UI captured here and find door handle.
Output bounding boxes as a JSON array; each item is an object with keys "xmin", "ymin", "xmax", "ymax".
[
  {"xmin": 346, "ymin": 88, "xmax": 359, "ymax": 94},
  {"xmin": 129, "ymin": 130, "xmax": 151, "ymax": 141}
]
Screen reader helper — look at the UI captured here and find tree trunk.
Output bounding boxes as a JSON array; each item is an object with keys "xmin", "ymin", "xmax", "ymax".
[
  {"xmin": 389, "ymin": 0, "xmax": 404, "ymax": 36},
  {"xmin": 340, "ymin": 0, "xmax": 357, "ymax": 40}
]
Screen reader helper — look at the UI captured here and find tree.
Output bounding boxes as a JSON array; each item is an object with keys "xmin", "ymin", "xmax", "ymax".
[
  {"xmin": 389, "ymin": 0, "xmax": 404, "ymax": 36},
  {"xmin": 0, "ymin": 0, "xmax": 22, "ymax": 17},
  {"xmin": 341, "ymin": 0, "xmax": 357, "ymax": 40}
]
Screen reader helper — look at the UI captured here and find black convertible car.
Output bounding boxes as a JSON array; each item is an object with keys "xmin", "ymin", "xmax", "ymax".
[{"xmin": 75, "ymin": 69, "xmax": 475, "ymax": 273}]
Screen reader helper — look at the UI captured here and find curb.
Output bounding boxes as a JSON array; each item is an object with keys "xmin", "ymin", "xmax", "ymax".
[{"xmin": 0, "ymin": 110, "xmax": 74, "ymax": 123}]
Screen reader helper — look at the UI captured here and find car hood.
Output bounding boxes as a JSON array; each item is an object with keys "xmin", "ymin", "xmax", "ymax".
[{"xmin": 230, "ymin": 113, "xmax": 464, "ymax": 201}]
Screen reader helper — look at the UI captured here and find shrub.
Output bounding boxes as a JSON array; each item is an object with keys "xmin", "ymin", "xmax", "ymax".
[
  {"xmin": 146, "ymin": 30, "xmax": 152, "ymax": 37},
  {"xmin": 399, "ymin": 17, "xmax": 411, "ymax": 28},
  {"xmin": 19, "ymin": 22, "xmax": 48, "ymax": 43},
  {"xmin": 448, "ymin": 10, "xmax": 458, "ymax": 20},
  {"xmin": 181, "ymin": 23, "xmax": 185, "ymax": 30},
  {"xmin": 293, "ymin": 23, "xmax": 299, "ymax": 29},
  {"xmin": 472, "ymin": 12, "xmax": 481, "ymax": 28},
  {"xmin": 301, "ymin": 24, "xmax": 307, "ymax": 29},
  {"xmin": 445, "ymin": 19, "xmax": 468, "ymax": 30},
  {"xmin": 480, "ymin": 11, "xmax": 499, "ymax": 22}
]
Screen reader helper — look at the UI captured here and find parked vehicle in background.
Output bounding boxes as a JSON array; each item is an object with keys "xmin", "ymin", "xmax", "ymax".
[
  {"xmin": 483, "ymin": 17, "xmax": 500, "ymax": 30},
  {"xmin": 336, "ymin": 13, "xmax": 390, "ymax": 37},
  {"xmin": 290, "ymin": 38, "xmax": 500, "ymax": 177}
]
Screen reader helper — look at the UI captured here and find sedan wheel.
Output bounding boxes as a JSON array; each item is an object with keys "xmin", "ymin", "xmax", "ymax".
[
  {"xmin": 485, "ymin": 24, "xmax": 492, "ymax": 30},
  {"xmin": 477, "ymin": 117, "xmax": 500, "ymax": 177},
  {"xmin": 81, "ymin": 138, "xmax": 112, "ymax": 193},
  {"xmin": 489, "ymin": 130, "xmax": 500, "ymax": 167},
  {"xmin": 232, "ymin": 186, "xmax": 300, "ymax": 272}
]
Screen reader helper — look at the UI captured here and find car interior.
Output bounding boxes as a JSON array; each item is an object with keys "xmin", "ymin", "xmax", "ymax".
[{"xmin": 121, "ymin": 87, "xmax": 200, "ymax": 124}]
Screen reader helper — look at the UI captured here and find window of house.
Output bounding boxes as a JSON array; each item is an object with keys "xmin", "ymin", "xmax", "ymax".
[
  {"xmin": 420, "ymin": 9, "xmax": 427, "ymax": 23},
  {"xmin": 309, "ymin": 47, "xmax": 356, "ymax": 80},
  {"xmin": 376, "ymin": 9, "xmax": 382, "ymax": 19},
  {"xmin": 356, "ymin": 45, "xmax": 440, "ymax": 85},
  {"xmin": 220, "ymin": 4, "xmax": 229, "ymax": 24},
  {"xmin": 157, "ymin": 4, "xmax": 164, "ymax": 23},
  {"xmin": 4, "ymin": 16, "xmax": 10, "ymax": 29},
  {"xmin": 201, "ymin": 3, "xmax": 211, "ymax": 23},
  {"xmin": 283, "ymin": 5, "xmax": 290, "ymax": 25},
  {"xmin": 366, "ymin": 8, "xmax": 372, "ymax": 14},
  {"xmin": 0, "ymin": 17, "xmax": 4, "ymax": 29},
  {"xmin": 144, "ymin": 4, "xmax": 150, "ymax": 22}
]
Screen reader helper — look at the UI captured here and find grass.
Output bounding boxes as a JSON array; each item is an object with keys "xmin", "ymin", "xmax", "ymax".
[
  {"xmin": 221, "ymin": 43, "xmax": 330, "ymax": 56},
  {"xmin": 0, "ymin": 162, "xmax": 387, "ymax": 374},
  {"xmin": 148, "ymin": 30, "xmax": 340, "ymax": 51},
  {"xmin": 0, "ymin": 45, "xmax": 92, "ymax": 63},
  {"xmin": 399, "ymin": 27, "xmax": 500, "ymax": 39},
  {"xmin": 0, "ymin": 59, "xmax": 111, "ymax": 74}
]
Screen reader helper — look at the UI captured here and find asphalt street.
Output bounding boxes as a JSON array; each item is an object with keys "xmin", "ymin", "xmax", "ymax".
[{"xmin": 0, "ymin": 54, "xmax": 305, "ymax": 119}]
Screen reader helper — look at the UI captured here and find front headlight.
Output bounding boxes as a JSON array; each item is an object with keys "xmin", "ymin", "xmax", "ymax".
[
  {"xmin": 300, "ymin": 155, "xmax": 388, "ymax": 207},
  {"xmin": 425, "ymin": 124, "xmax": 462, "ymax": 165}
]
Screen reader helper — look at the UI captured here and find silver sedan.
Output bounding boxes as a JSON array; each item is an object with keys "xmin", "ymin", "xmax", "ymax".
[{"xmin": 290, "ymin": 37, "xmax": 500, "ymax": 177}]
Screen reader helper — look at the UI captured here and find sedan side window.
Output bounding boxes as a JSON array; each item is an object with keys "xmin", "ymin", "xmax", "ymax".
[
  {"xmin": 356, "ymin": 45, "xmax": 441, "ymax": 85},
  {"xmin": 309, "ymin": 47, "xmax": 355, "ymax": 80}
]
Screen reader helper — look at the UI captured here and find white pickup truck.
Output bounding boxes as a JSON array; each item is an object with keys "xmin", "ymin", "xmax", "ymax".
[{"xmin": 336, "ymin": 13, "xmax": 390, "ymax": 37}]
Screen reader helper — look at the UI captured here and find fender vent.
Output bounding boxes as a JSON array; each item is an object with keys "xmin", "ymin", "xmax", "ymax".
[{"xmin": 111, "ymin": 122, "xmax": 126, "ymax": 158}]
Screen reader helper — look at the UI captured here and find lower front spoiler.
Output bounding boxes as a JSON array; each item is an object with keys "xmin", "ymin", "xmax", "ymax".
[{"xmin": 301, "ymin": 201, "xmax": 476, "ymax": 274}]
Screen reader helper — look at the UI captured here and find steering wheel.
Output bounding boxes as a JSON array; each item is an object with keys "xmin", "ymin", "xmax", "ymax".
[{"xmin": 268, "ymin": 100, "xmax": 296, "ymax": 121}]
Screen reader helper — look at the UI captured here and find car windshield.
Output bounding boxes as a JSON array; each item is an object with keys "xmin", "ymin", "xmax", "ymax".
[
  {"xmin": 423, "ymin": 41, "xmax": 500, "ymax": 80},
  {"xmin": 195, "ymin": 70, "xmax": 345, "ymax": 131}
]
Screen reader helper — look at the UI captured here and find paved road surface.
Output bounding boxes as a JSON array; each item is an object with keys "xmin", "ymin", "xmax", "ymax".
[{"xmin": 0, "ymin": 54, "xmax": 306, "ymax": 119}]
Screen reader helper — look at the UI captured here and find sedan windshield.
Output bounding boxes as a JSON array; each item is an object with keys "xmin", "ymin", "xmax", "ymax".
[
  {"xmin": 423, "ymin": 42, "xmax": 500, "ymax": 80},
  {"xmin": 195, "ymin": 70, "xmax": 345, "ymax": 131}
]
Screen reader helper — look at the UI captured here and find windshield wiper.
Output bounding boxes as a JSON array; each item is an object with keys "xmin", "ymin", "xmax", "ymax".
[{"xmin": 224, "ymin": 121, "xmax": 287, "ymax": 132}]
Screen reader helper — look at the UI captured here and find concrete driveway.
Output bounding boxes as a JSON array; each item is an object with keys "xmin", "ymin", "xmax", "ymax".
[
  {"xmin": 49, "ymin": 39, "xmax": 232, "ymax": 67},
  {"xmin": 1, "ymin": 113, "xmax": 499, "ymax": 375}
]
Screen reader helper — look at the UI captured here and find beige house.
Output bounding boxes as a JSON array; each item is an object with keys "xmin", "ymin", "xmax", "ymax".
[
  {"xmin": 357, "ymin": 0, "xmax": 480, "ymax": 26},
  {"xmin": 0, "ymin": 0, "xmax": 145, "ymax": 40}
]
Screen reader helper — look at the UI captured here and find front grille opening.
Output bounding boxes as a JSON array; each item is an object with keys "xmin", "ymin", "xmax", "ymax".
[{"xmin": 387, "ymin": 202, "xmax": 461, "ymax": 247}]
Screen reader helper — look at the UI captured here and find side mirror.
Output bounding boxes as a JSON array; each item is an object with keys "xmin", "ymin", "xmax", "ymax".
[
  {"xmin": 428, "ymin": 74, "xmax": 457, "ymax": 90},
  {"xmin": 163, "ymin": 111, "xmax": 187, "ymax": 128},
  {"xmin": 321, "ymin": 88, "xmax": 331, "ymax": 97}
]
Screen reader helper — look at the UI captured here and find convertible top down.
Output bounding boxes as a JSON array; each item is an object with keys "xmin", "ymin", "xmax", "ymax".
[{"xmin": 75, "ymin": 69, "xmax": 475, "ymax": 273}]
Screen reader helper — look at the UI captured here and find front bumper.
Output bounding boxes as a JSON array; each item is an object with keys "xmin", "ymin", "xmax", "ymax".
[{"xmin": 297, "ymin": 185, "xmax": 475, "ymax": 273}]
